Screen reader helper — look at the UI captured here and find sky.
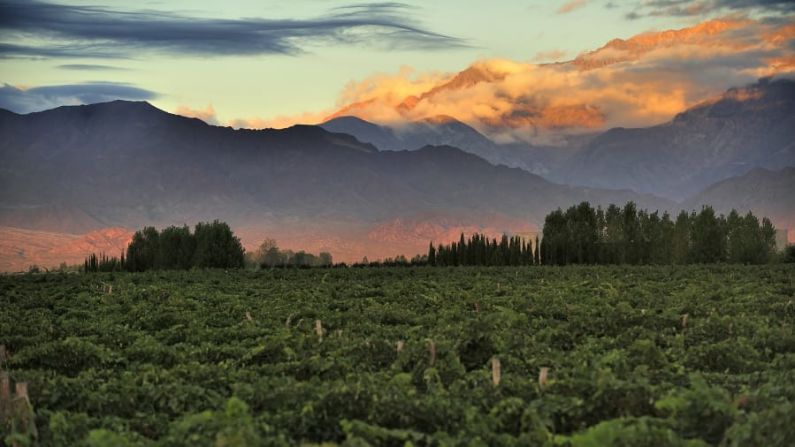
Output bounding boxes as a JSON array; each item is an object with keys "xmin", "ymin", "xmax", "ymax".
[{"xmin": 1, "ymin": 0, "xmax": 794, "ymax": 142}]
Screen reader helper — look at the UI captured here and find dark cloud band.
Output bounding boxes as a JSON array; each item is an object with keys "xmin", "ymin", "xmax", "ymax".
[
  {"xmin": 57, "ymin": 64, "xmax": 129, "ymax": 71},
  {"xmin": 0, "ymin": 1, "xmax": 466, "ymax": 59},
  {"xmin": 625, "ymin": 0, "xmax": 795, "ymax": 19}
]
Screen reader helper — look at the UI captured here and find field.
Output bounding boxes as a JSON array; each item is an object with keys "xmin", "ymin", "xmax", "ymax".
[{"xmin": 2, "ymin": 266, "xmax": 794, "ymax": 446}]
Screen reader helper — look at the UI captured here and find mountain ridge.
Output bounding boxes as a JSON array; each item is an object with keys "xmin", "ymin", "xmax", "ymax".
[
  {"xmin": 682, "ymin": 166, "xmax": 795, "ymax": 237},
  {"xmin": 321, "ymin": 114, "xmax": 582, "ymax": 175},
  {"xmin": 0, "ymin": 100, "xmax": 675, "ymax": 269},
  {"xmin": 557, "ymin": 77, "xmax": 795, "ymax": 199}
]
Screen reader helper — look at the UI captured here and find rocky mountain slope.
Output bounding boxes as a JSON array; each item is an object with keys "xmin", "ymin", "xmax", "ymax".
[{"xmin": 561, "ymin": 78, "xmax": 795, "ymax": 199}]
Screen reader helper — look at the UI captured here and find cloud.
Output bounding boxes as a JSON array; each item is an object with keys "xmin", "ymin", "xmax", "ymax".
[
  {"xmin": 558, "ymin": 0, "xmax": 588, "ymax": 14},
  {"xmin": 57, "ymin": 64, "xmax": 129, "ymax": 71},
  {"xmin": 0, "ymin": 1, "xmax": 466, "ymax": 59},
  {"xmin": 572, "ymin": 18, "xmax": 753, "ymax": 70},
  {"xmin": 228, "ymin": 109, "xmax": 333, "ymax": 130},
  {"xmin": 174, "ymin": 104, "xmax": 219, "ymax": 125},
  {"xmin": 0, "ymin": 42, "xmax": 120, "ymax": 59},
  {"xmin": 0, "ymin": 82, "xmax": 157, "ymax": 113},
  {"xmin": 625, "ymin": 0, "xmax": 795, "ymax": 19},
  {"xmin": 265, "ymin": 17, "xmax": 795, "ymax": 144}
]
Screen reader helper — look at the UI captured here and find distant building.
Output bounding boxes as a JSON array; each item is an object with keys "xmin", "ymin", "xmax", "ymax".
[{"xmin": 775, "ymin": 229, "xmax": 789, "ymax": 252}]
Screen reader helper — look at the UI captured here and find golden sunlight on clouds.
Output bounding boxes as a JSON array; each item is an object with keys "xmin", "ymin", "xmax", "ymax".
[
  {"xmin": 174, "ymin": 104, "xmax": 218, "ymax": 125},
  {"xmin": 572, "ymin": 18, "xmax": 751, "ymax": 70},
  {"xmin": 228, "ymin": 109, "xmax": 332, "ymax": 130},
  {"xmin": 213, "ymin": 18, "xmax": 795, "ymax": 143},
  {"xmin": 557, "ymin": 0, "xmax": 588, "ymax": 15}
]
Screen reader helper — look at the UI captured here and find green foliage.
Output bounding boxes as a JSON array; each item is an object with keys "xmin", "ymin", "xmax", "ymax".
[
  {"xmin": 90, "ymin": 221, "xmax": 245, "ymax": 273},
  {"xmin": 429, "ymin": 233, "xmax": 536, "ymax": 266},
  {"xmin": 247, "ymin": 238, "xmax": 334, "ymax": 269},
  {"xmin": 723, "ymin": 401, "xmax": 795, "ymax": 447},
  {"xmin": 541, "ymin": 202, "xmax": 777, "ymax": 265},
  {"xmin": 1, "ymin": 265, "xmax": 793, "ymax": 444},
  {"xmin": 84, "ymin": 252, "xmax": 125, "ymax": 273},
  {"xmin": 784, "ymin": 244, "xmax": 795, "ymax": 263},
  {"xmin": 561, "ymin": 417, "xmax": 705, "ymax": 447},
  {"xmin": 84, "ymin": 429, "xmax": 138, "ymax": 447},
  {"xmin": 159, "ymin": 397, "xmax": 260, "ymax": 447},
  {"xmin": 192, "ymin": 221, "xmax": 245, "ymax": 269},
  {"xmin": 654, "ymin": 375, "xmax": 737, "ymax": 444},
  {"xmin": 158, "ymin": 225, "xmax": 196, "ymax": 270}
]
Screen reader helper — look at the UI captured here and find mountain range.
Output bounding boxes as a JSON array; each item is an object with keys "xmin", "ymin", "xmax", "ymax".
[
  {"xmin": 0, "ymin": 100, "xmax": 670, "ymax": 270},
  {"xmin": 320, "ymin": 115, "xmax": 585, "ymax": 177},
  {"xmin": 683, "ymin": 167, "xmax": 795, "ymax": 228},
  {"xmin": 0, "ymin": 78, "xmax": 793, "ymax": 271},
  {"xmin": 561, "ymin": 78, "xmax": 795, "ymax": 199},
  {"xmin": 322, "ymin": 78, "xmax": 795, "ymax": 201}
]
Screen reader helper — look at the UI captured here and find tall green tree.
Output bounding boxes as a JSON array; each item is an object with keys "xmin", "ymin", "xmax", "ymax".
[
  {"xmin": 193, "ymin": 220, "xmax": 245, "ymax": 269},
  {"xmin": 672, "ymin": 211, "xmax": 691, "ymax": 264},
  {"xmin": 690, "ymin": 206, "xmax": 726, "ymax": 263},
  {"xmin": 428, "ymin": 243, "xmax": 437, "ymax": 266}
]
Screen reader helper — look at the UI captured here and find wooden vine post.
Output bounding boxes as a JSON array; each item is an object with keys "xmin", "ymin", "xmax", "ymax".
[
  {"xmin": 315, "ymin": 319, "xmax": 324, "ymax": 341},
  {"xmin": 538, "ymin": 367, "xmax": 549, "ymax": 390},
  {"xmin": 491, "ymin": 357, "xmax": 501, "ymax": 386},
  {"xmin": 0, "ymin": 373, "xmax": 38, "ymax": 445},
  {"xmin": 428, "ymin": 340, "xmax": 436, "ymax": 367},
  {"xmin": 1, "ymin": 372, "xmax": 9, "ymax": 422}
]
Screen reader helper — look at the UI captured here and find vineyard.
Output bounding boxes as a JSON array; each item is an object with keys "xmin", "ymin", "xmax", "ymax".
[{"xmin": 1, "ymin": 266, "xmax": 794, "ymax": 446}]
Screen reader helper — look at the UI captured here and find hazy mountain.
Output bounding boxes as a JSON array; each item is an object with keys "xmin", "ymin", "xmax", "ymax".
[
  {"xmin": 560, "ymin": 78, "xmax": 795, "ymax": 200},
  {"xmin": 0, "ymin": 100, "xmax": 668, "ymax": 229},
  {"xmin": 321, "ymin": 115, "xmax": 502, "ymax": 157},
  {"xmin": 324, "ymin": 76, "xmax": 795, "ymax": 202},
  {"xmin": 0, "ymin": 100, "xmax": 672, "ymax": 267},
  {"xmin": 683, "ymin": 167, "xmax": 795, "ymax": 234},
  {"xmin": 0, "ymin": 226, "xmax": 132, "ymax": 272},
  {"xmin": 319, "ymin": 116, "xmax": 399, "ymax": 152},
  {"xmin": 321, "ymin": 114, "xmax": 583, "ymax": 176}
]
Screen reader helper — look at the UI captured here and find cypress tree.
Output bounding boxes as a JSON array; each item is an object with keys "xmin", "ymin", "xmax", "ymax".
[
  {"xmin": 428, "ymin": 242, "xmax": 437, "ymax": 266},
  {"xmin": 690, "ymin": 206, "xmax": 725, "ymax": 263},
  {"xmin": 459, "ymin": 233, "xmax": 467, "ymax": 266}
]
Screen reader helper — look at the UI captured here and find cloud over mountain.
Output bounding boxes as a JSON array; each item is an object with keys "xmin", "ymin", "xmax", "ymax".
[
  {"xmin": 175, "ymin": 104, "xmax": 219, "ymax": 126},
  {"xmin": 244, "ymin": 17, "xmax": 794, "ymax": 144},
  {"xmin": 0, "ymin": 82, "xmax": 157, "ymax": 114}
]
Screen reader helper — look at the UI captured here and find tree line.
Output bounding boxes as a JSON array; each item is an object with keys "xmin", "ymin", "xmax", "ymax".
[
  {"xmin": 428, "ymin": 233, "xmax": 540, "ymax": 267},
  {"xmin": 540, "ymin": 202, "xmax": 778, "ymax": 265},
  {"xmin": 245, "ymin": 239, "xmax": 333, "ymax": 269},
  {"xmin": 426, "ymin": 202, "xmax": 780, "ymax": 267},
  {"xmin": 82, "ymin": 203, "xmax": 784, "ymax": 272},
  {"xmin": 84, "ymin": 221, "xmax": 245, "ymax": 272},
  {"xmin": 350, "ymin": 254, "xmax": 428, "ymax": 268}
]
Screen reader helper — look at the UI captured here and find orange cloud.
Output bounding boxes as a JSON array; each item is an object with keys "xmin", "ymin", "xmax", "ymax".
[
  {"xmin": 557, "ymin": 0, "xmax": 587, "ymax": 14},
  {"xmin": 228, "ymin": 108, "xmax": 331, "ymax": 129},
  {"xmin": 175, "ymin": 104, "xmax": 218, "ymax": 125},
  {"xmin": 235, "ymin": 17, "xmax": 795, "ymax": 143},
  {"xmin": 572, "ymin": 18, "xmax": 751, "ymax": 70}
]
